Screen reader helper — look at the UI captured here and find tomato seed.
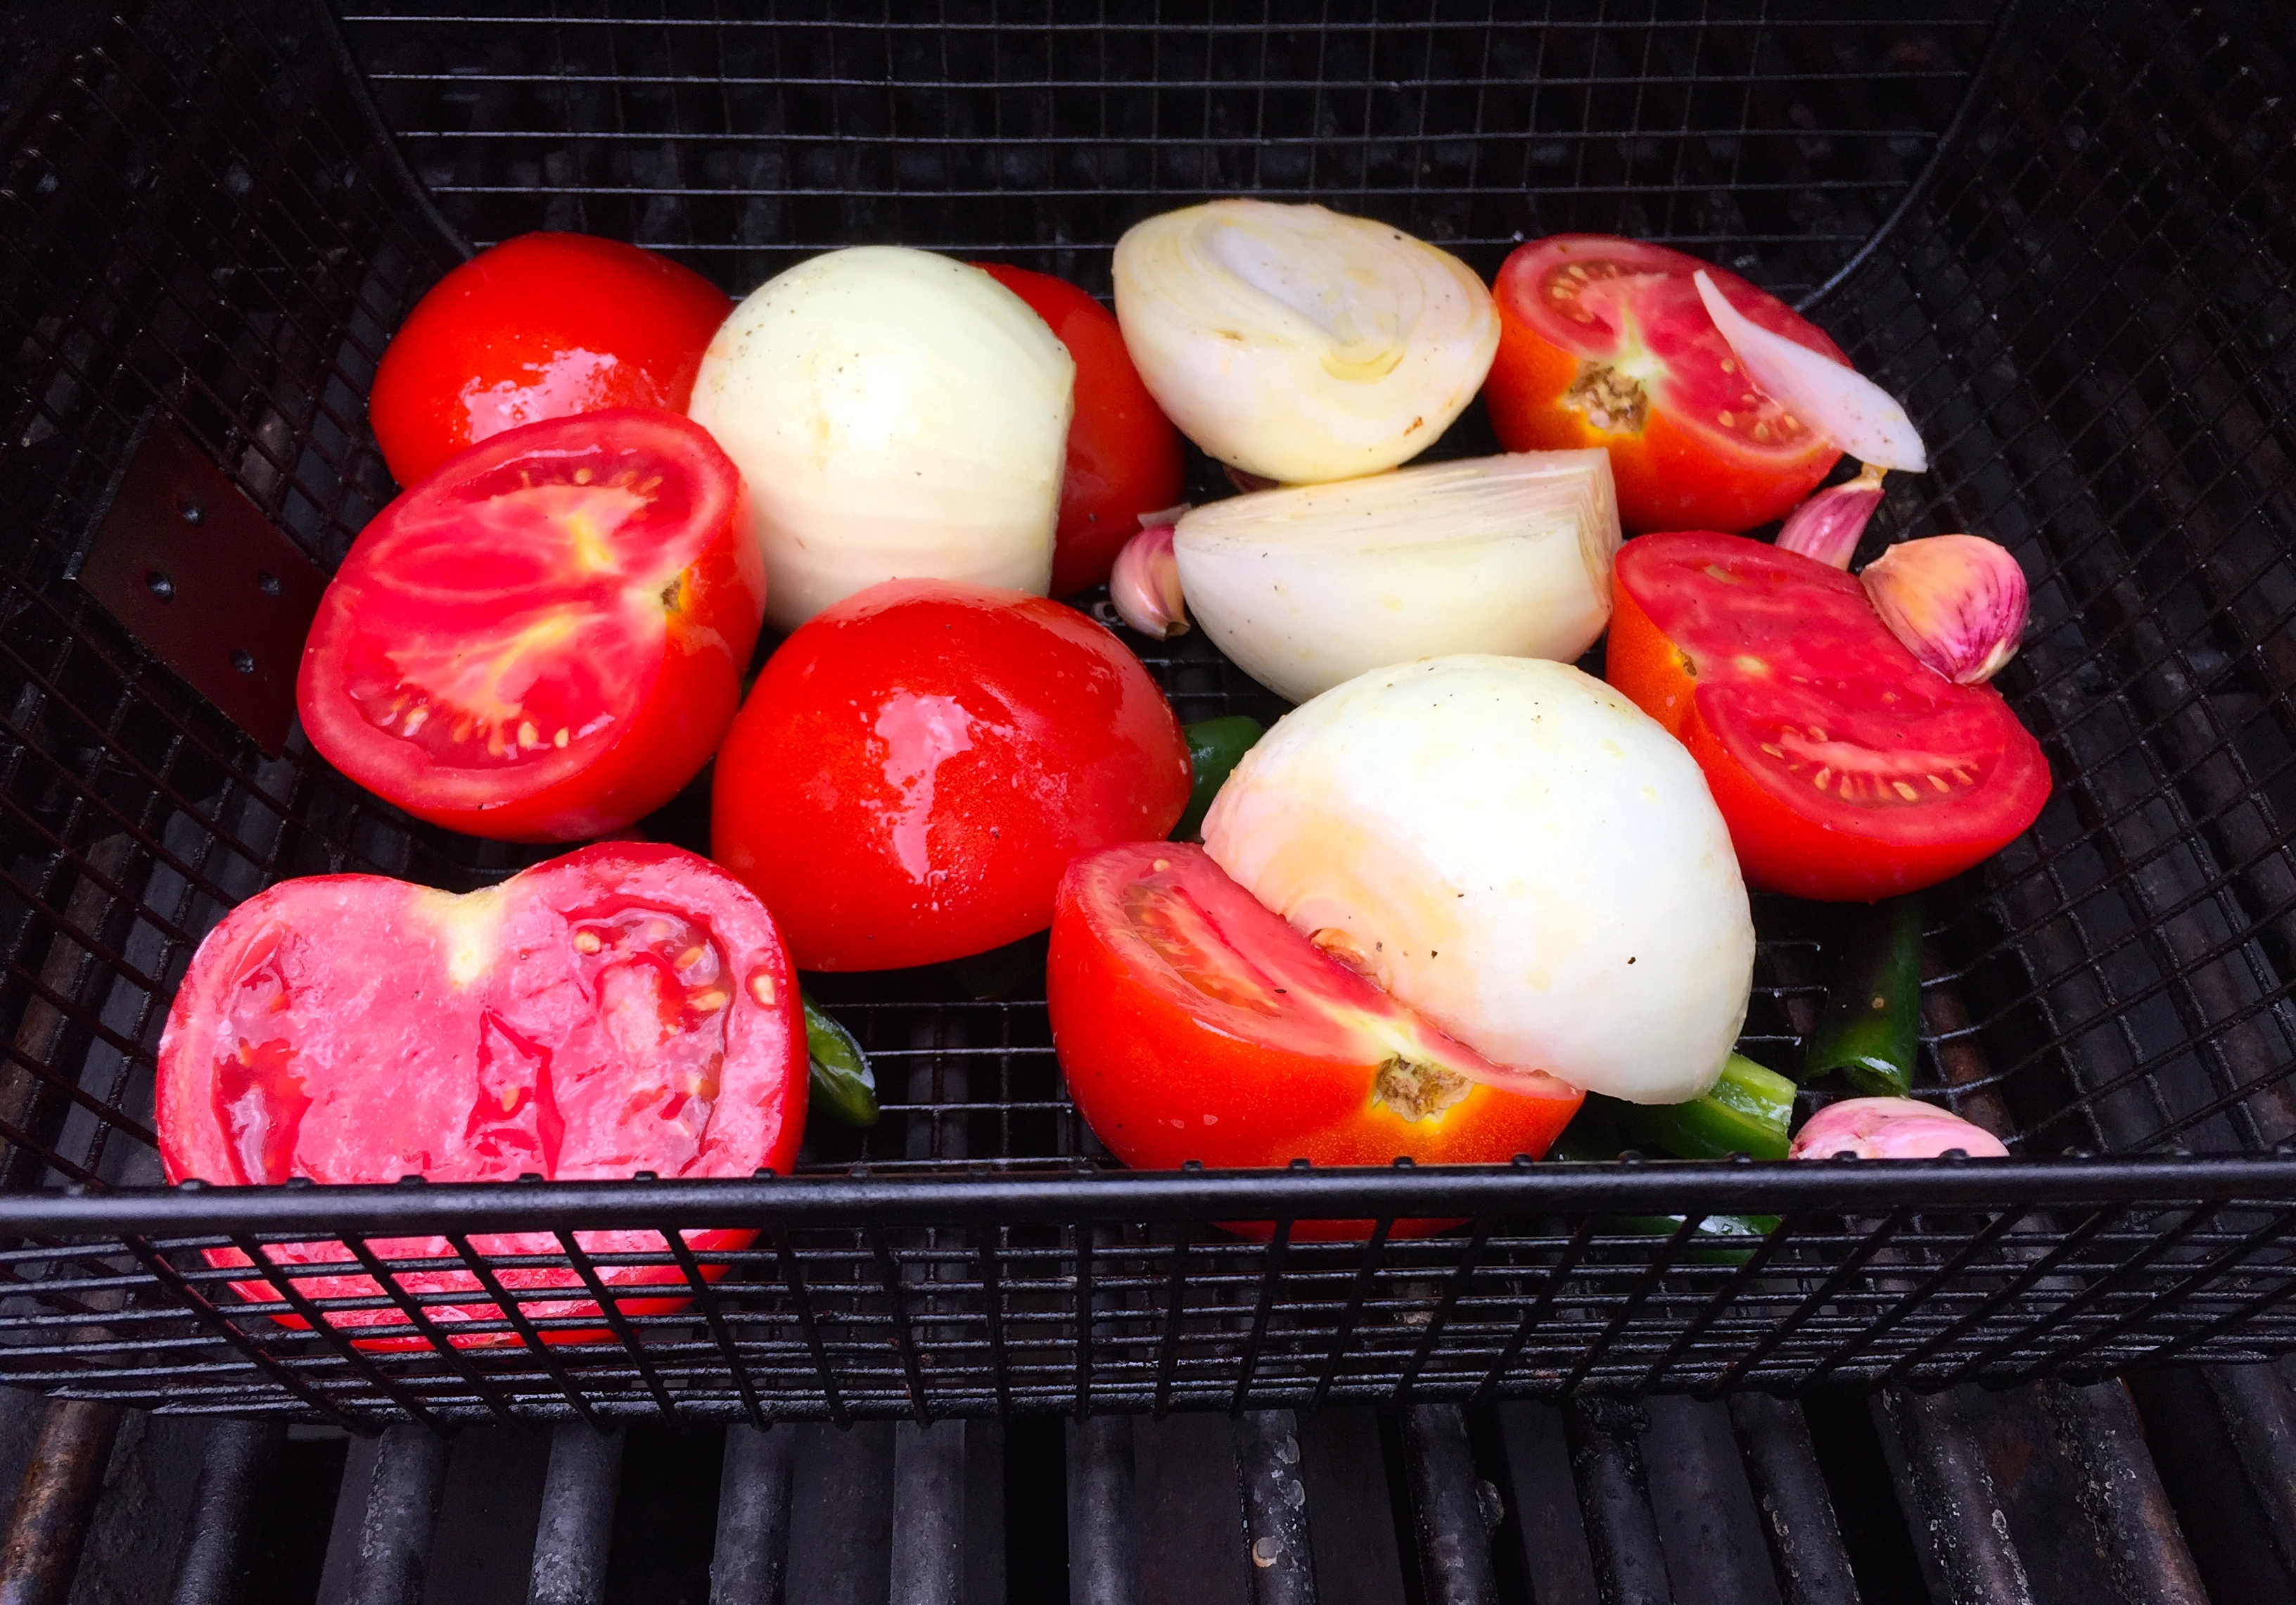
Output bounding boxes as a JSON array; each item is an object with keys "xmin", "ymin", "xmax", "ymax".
[
  {"xmin": 1893, "ymin": 780, "xmax": 1918, "ymax": 800},
  {"xmin": 1718, "ymin": 410, "xmax": 1734, "ymax": 427},
  {"xmin": 1760, "ymin": 742, "xmax": 1785, "ymax": 758},
  {"xmin": 573, "ymin": 467, "xmax": 593, "ymax": 484},
  {"xmin": 748, "ymin": 972, "xmax": 777, "ymax": 1005},
  {"xmin": 402, "ymin": 708, "xmax": 427, "ymax": 735},
  {"xmin": 554, "ymin": 728, "xmax": 570, "ymax": 748},
  {"xmin": 1813, "ymin": 766, "xmax": 1833, "ymax": 789},
  {"xmin": 1928, "ymin": 773, "xmax": 1949, "ymax": 792},
  {"xmin": 675, "ymin": 945, "xmax": 706, "ymax": 970},
  {"xmin": 573, "ymin": 930, "xmax": 603, "ymax": 954},
  {"xmin": 518, "ymin": 721, "xmax": 539, "ymax": 748},
  {"xmin": 692, "ymin": 989, "xmax": 729, "ymax": 1012}
]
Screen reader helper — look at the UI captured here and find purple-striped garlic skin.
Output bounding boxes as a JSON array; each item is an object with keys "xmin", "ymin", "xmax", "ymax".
[
  {"xmin": 1775, "ymin": 464, "xmax": 1888, "ymax": 570},
  {"xmin": 1110, "ymin": 524, "xmax": 1190, "ymax": 639},
  {"xmin": 1860, "ymin": 533, "xmax": 2029, "ymax": 684},
  {"xmin": 1788, "ymin": 1096, "xmax": 2008, "ymax": 1160}
]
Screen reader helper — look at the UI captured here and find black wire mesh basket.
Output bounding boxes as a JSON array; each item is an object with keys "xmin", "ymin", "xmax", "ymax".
[{"xmin": 1, "ymin": 0, "xmax": 2295, "ymax": 1426}]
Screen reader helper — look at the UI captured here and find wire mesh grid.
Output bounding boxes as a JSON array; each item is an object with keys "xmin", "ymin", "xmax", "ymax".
[{"xmin": 0, "ymin": 0, "xmax": 2293, "ymax": 1422}]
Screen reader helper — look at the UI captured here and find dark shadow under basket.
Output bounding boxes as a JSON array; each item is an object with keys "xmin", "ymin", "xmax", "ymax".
[{"xmin": 1, "ymin": 0, "xmax": 2295, "ymax": 1425}]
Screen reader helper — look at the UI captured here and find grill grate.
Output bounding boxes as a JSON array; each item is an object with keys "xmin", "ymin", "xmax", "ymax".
[
  {"xmin": 0, "ymin": 0, "xmax": 2294, "ymax": 1426},
  {"xmin": 8, "ymin": 1364, "xmax": 2294, "ymax": 1604}
]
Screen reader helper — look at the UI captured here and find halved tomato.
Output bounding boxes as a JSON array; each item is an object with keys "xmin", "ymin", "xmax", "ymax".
[
  {"xmin": 1485, "ymin": 235, "xmax": 1844, "ymax": 533},
  {"xmin": 976, "ymin": 264, "xmax": 1186, "ymax": 596},
  {"xmin": 1048, "ymin": 844, "xmax": 1582, "ymax": 1236},
  {"xmin": 299, "ymin": 409, "xmax": 763, "ymax": 842},
  {"xmin": 157, "ymin": 843, "xmax": 806, "ymax": 1347},
  {"xmin": 1605, "ymin": 531, "xmax": 2051, "ymax": 900}
]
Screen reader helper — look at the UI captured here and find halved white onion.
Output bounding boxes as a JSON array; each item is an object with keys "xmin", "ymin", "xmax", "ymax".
[
  {"xmin": 688, "ymin": 246, "xmax": 1074, "ymax": 633},
  {"xmin": 1202, "ymin": 655, "xmax": 1754, "ymax": 1104},
  {"xmin": 1692, "ymin": 269, "xmax": 1927, "ymax": 473},
  {"xmin": 1113, "ymin": 201, "xmax": 1499, "ymax": 484},
  {"xmin": 1173, "ymin": 450, "xmax": 1619, "ymax": 704}
]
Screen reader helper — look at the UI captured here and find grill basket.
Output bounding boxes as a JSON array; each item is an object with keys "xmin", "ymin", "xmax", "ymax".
[{"xmin": 2, "ymin": 0, "xmax": 2295, "ymax": 1425}]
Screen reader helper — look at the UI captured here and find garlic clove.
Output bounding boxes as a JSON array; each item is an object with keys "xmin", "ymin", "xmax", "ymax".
[
  {"xmin": 1692, "ymin": 270, "xmax": 1927, "ymax": 473},
  {"xmin": 1859, "ymin": 533, "xmax": 2029, "ymax": 684},
  {"xmin": 1111, "ymin": 524, "xmax": 1189, "ymax": 639},
  {"xmin": 1775, "ymin": 463, "xmax": 1888, "ymax": 569},
  {"xmin": 1787, "ymin": 1096, "xmax": 2008, "ymax": 1160}
]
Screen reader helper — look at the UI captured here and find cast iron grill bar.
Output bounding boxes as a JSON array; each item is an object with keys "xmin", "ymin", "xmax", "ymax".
[
  {"xmin": 2034, "ymin": 1378, "xmax": 2210, "ymax": 1605},
  {"xmin": 1724, "ymin": 1393, "xmax": 1863, "ymax": 1605},
  {"xmin": 1400, "ymin": 1404, "xmax": 1500, "ymax": 1605},
  {"xmin": 887, "ymin": 1420, "xmax": 965, "ymax": 1605},
  {"xmin": 164, "ymin": 1416, "xmax": 282, "ymax": 1605},
  {"xmin": 1868, "ymin": 1389, "xmax": 2034, "ymax": 1605},
  {"xmin": 525, "ymin": 1423, "xmax": 623, "ymax": 1605},
  {"xmin": 1234, "ymin": 1408, "xmax": 1316, "ymax": 1604},
  {"xmin": 708, "ymin": 1422, "xmax": 796, "ymax": 1605},
  {"xmin": 1564, "ymin": 1398, "xmax": 1673, "ymax": 1605},
  {"xmin": 341, "ymin": 1424, "xmax": 449, "ymax": 1605}
]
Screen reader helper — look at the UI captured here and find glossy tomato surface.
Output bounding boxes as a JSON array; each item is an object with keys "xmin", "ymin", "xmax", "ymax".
[
  {"xmin": 977, "ymin": 264, "xmax": 1185, "ymax": 596},
  {"xmin": 1606, "ymin": 531, "xmax": 2051, "ymax": 900},
  {"xmin": 157, "ymin": 843, "xmax": 806, "ymax": 1346},
  {"xmin": 370, "ymin": 233, "xmax": 732, "ymax": 487},
  {"xmin": 1486, "ymin": 235, "xmax": 1844, "ymax": 533},
  {"xmin": 713, "ymin": 580, "xmax": 1191, "ymax": 971},
  {"xmin": 299, "ymin": 408, "xmax": 763, "ymax": 843},
  {"xmin": 1050, "ymin": 845, "xmax": 1583, "ymax": 1236}
]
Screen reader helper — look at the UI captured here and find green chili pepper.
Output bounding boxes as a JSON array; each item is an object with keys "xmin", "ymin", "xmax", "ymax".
[
  {"xmin": 803, "ymin": 994, "xmax": 878, "ymax": 1127},
  {"xmin": 1173, "ymin": 715, "xmax": 1265, "ymax": 841},
  {"xmin": 1546, "ymin": 1105, "xmax": 1775, "ymax": 1261},
  {"xmin": 1588, "ymin": 1051, "xmax": 1796, "ymax": 1162},
  {"xmin": 1803, "ymin": 894, "xmax": 1922, "ymax": 1096}
]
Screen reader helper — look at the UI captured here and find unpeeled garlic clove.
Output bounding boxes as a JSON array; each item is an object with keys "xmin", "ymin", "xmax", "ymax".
[
  {"xmin": 1111, "ymin": 524, "xmax": 1190, "ymax": 638},
  {"xmin": 1860, "ymin": 533, "xmax": 2028, "ymax": 684},
  {"xmin": 1787, "ymin": 1096, "xmax": 2008, "ymax": 1160},
  {"xmin": 1775, "ymin": 463, "xmax": 1888, "ymax": 569}
]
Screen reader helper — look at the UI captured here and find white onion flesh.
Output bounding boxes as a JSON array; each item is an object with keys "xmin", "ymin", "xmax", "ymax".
[
  {"xmin": 1692, "ymin": 270, "xmax": 1927, "ymax": 474},
  {"xmin": 688, "ymin": 247, "xmax": 1073, "ymax": 633},
  {"xmin": 1173, "ymin": 450, "xmax": 1620, "ymax": 704},
  {"xmin": 1113, "ymin": 201, "xmax": 1499, "ymax": 484},
  {"xmin": 1202, "ymin": 656, "xmax": 1754, "ymax": 1104}
]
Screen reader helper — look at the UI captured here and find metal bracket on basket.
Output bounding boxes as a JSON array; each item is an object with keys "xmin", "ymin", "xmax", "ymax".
[{"xmin": 72, "ymin": 416, "xmax": 330, "ymax": 757}]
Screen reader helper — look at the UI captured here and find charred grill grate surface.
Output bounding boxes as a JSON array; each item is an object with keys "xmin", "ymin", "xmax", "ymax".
[{"xmin": 0, "ymin": 0, "xmax": 2292, "ymax": 1428}]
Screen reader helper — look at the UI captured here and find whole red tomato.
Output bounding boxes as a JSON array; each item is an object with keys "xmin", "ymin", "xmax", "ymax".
[
  {"xmin": 298, "ymin": 408, "xmax": 764, "ymax": 843},
  {"xmin": 711, "ymin": 579, "xmax": 1191, "ymax": 970},
  {"xmin": 976, "ymin": 264, "xmax": 1185, "ymax": 596},
  {"xmin": 1605, "ymin": 531, "xmax": 2051, "ymax": 899},
  {"xmin": 157, "ymin": 842, "xmax": 806, "ymax": 1347},
  {"xmin": 1049, "ymin": 844, "xmax": 1583, "ymax": 1237},
  {"xmin": 1484, "ymin": 235, "xmax": 1844, "ymax": 533},
  {"xmin": 370, "ymin": 233, "xmax": 732, "ymax": 487}
]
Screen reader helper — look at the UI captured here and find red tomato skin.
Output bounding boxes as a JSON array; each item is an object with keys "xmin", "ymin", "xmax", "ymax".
[
  {"xmin": 1047, "ymin": 844, "xmax": 1582, "ymax": 1238},
  {"xmin": 976, "ymin": 265, "xmax": 1186, "ymax": 596},
  {"xmin": 1606, "ymin": 533, "xmax": 2051, "ymax": 900},
  {"xmin": 298, "ymin": 409, "xmax": 765, "ymax": 844},
  {"xmin": 157, "ymin": 842, "xmax": 805, "ymax": 1347},
  {"xmin": 1484, "ymin": 235, "xmax": 1843, "ymax": 533},
  {"xmin": 370, "ymin": 233, "xmax": 733, "ymax": 488},
  {"xmin": 712, "ymin": 581, "xmax": 1192, "ymax": 971}
]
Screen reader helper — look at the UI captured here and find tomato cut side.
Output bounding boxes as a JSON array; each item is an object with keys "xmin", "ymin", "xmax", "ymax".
[
  {"xmin": 1048, "ymin": 844, "xmax": 1583, "ymax": 1236},
  {"xmin": 976, "ymin": 265, "xmax": 1187, "ymax": 596},
  {"xmin": 300, "ymin": 409, "xmax": 763, "ymax": 842},
  {"xmin": 713, "ymin": 579, "xmax": 1192, "ymax": 972},
  {"xmin": 1605, "ymin": 531, "xmax": 2051, "ymax": 899},
  {"xmin": 370, "ymin": 233, "xmax": 733, "ymax": 487},
  {"xmin": 157, "ymin": 843, "xmax": 808, "ymax": 1347},
  {"xmin": 1485, "ymin": 235, "xmax": 1844, "ymax": 533}
]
